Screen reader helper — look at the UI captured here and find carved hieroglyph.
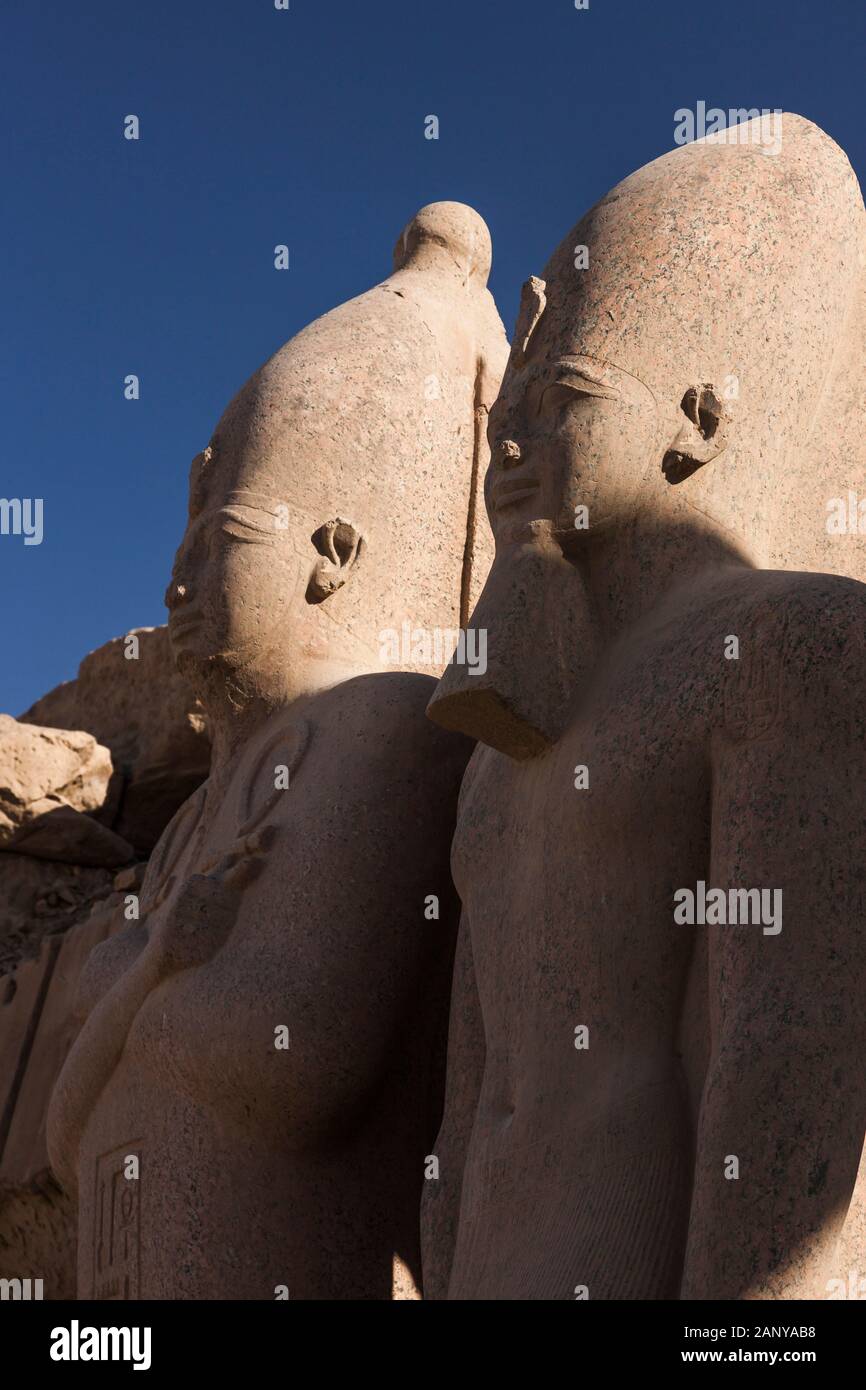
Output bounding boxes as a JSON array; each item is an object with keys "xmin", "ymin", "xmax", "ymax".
[
  {"xmin": 47, "ymin": 202, "xmax": 508, "ymax": 1300},
  {"xmin": 426, "ymin": 117, "xmax": 866, "ymax": 1299}
]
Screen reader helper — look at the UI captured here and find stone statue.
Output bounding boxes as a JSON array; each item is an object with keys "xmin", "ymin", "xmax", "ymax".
[
  {"xmin": 47, "ymin": 202, "xmax": 508, "ymax": 1299},
  {"xmin": 424, "ymin": 117, "xmax": 866, "ymax": 1299},
  {"xmin": 0, "ymin": 627, "xmax": 210, "ymax": 1301}
]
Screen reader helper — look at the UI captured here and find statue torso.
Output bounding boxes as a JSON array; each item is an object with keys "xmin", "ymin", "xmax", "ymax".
[
  {"xmin": 447, "ymin": 568, "xmax": 865, "ymax": 1299},
  {"xmin": 50, "ymin": 676, "xmax": 465, "ymax": 1299}
]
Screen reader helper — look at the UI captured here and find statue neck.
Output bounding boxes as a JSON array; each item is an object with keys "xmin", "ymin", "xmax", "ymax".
[
  {"xmin": 572, "ymin": 510, "xmax": 754, "ymax": 651},
  {"xmin": 197, "ymin": 652, "xmax": 375, "ymax": 772},
  {"xmin": 427, "ymin": 508, "xmax": 754, "ymax": 759}
]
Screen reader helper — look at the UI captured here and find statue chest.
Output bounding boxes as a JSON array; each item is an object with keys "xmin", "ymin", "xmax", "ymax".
[
  {"xmin": 451, "ymin": 648, "xmax": 716, "ymax": 1074},
  {"xmin": 75, "ymin": 708, "xmax": 456, "ymax": 1142}
]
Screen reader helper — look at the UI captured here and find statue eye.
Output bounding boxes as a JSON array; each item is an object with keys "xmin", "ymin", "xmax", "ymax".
[
  {"xmin": 538, "ymin": 381, "xmax": 590, "ymax": 414},
  {"xmin": 539, "ymin": 379, "xmax": 618, "ymax": 414}
]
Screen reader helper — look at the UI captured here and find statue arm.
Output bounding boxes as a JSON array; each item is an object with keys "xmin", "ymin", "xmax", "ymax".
[
  {"xmin": 680, "ymin": 597, "xmax": 866, "ymax": 1298},
  {"xmin": 420, "ymin": 910, "xmax": 485, "ymax": 1299}
]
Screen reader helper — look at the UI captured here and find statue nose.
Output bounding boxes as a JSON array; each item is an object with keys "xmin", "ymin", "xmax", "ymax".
[{"xmin": 498, "ymin": 439, "xmax": 522, "ymax": 469}]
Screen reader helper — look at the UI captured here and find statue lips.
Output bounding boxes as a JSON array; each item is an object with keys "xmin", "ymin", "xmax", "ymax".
[
  {"xmin": 492, "ymin": 474, "xmax": 540, "ymax": 512},
  {"xmin": 167, "ymin": 610, "xmax": 203, "ymax": 648}
]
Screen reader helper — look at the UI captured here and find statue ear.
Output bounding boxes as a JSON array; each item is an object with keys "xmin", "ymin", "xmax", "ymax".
[
  {"xmin": 306, "ymin": 519, "xmax": 364, "ymax": 603},
  {"xmin": 663, "ymin": 384, "xmax": 731, "ymax": 483}
]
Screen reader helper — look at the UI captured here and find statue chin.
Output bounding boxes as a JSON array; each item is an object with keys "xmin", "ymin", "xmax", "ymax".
[
  {"xmin": 427, "ymin": 524, "xmax": 594, "ymax": 760},
  {"xmin": 171, "ymin": 644, "xmax": 259, "ymax": 715}
]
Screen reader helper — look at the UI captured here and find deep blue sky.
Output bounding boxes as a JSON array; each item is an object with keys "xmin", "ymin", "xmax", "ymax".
[{"xmin": 3, "ymin": 0, "xmax": 864, "ymax": 712}]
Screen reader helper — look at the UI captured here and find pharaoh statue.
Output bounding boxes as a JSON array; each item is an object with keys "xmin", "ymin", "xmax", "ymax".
[
  {"xmin": 423, "ymin": 117, "xmax": 866, "ymax": 1299},
  {"xmin": 47, "ymin": 201, "xmax": 509, "ymax": 1299}
]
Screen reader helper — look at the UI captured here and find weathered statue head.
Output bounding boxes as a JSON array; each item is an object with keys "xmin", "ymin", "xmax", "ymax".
[
  {"xmin": 165, "ymin": 202, "xmax": 508, "ymax": 720},
  {"xmin": 429, "ymin": 115, "xmax": 866, "ymax": 756}
]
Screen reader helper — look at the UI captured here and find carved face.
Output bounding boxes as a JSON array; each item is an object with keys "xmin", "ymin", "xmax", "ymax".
[
  {"xmin": 165, "ymin": 448, "xmax": 309, "ymax": 678},
  {"xmin": 485, "ymin": 352, "xmax": 658, "ymax": 546}
]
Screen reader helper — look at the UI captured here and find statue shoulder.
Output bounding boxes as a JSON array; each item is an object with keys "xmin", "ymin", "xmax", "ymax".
[{"xmin": 716, "ymin": 569, "xmax": 866, "ymax": 745}]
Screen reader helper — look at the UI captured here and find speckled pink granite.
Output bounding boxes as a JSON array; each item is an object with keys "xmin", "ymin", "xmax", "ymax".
[{"xmin": 425, "ymin": 117, "xmax": 866, "ymax": 1300}]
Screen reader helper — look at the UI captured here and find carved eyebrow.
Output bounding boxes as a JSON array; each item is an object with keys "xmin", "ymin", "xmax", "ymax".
[
  {"xmin": 538, "ymin": 372, "xmax": 620, "ymax": 404},
  {"xmin": 551, "ymin": 358, "xmax": 620, "ymax": 390},
  {"xmin": 223, "ymin": 491, "xmax": 321, "ymax": 530},
  {"xmin": 217, "ymin": 506, "xmax": 281, "ymax": 537}
]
